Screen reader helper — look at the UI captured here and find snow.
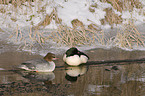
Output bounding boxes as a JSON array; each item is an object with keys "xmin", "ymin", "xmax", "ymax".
[
  {"xmin": 122, "ymin": 8, "xmax": 145, "ymax": 24},
  {"xmin": 0, "ymin": 0, "xmax": 145, "ymax": 54},
  {"xmin": 56, "ymin": 0, "xmax": 109, "ymax": 27}
]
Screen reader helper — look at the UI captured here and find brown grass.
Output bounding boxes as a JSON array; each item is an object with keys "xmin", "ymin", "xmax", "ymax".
[
  {"xmin": 101, "ymin": 8, "xmax": 123, "ymax": 28},
  {"xmin": 112, "ymin": 21, "xmax": 145, "ymax": 48},
  {"xmin": 0, "ymin": 0, "xmax": 34, "ymax": 5},
  {"xmin": 35, "ymin": 8, "xmax": 62, "ymax": 29},
  {"xmin": 100, "ymin": 0, "xmax": 143, "ymax": 12},
  {"xmin": 9, "ymin": 26, "xmax": 46, "ymax": 50},
  {"xmin": 99, "ymin": 0, "xmax": 144, "ymax": 28},
  {"xmin": 1, "ymin": 0, "xmax": 144, "ymax": 49},
  {"xmin": 49, "ymin": 23, "xmax": 104, "ymax": 47}
]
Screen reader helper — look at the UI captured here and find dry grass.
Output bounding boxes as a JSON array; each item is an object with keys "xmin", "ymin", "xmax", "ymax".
[
  {"xmin": 35, "ymin": 8, "xmax": 62, "ymax": 29},
  {"xmin": 9, "ymin": 26, "xmax": 46, "ymax": 50},
  {"xmin": 99, "ymin": 0, "xmax": 144, "ymax": 28},
  {"xmin": 9, "ymin": 18, "xmax": 105, "ymax": 48},
  {"xmin": 1, "ymin": 0, "xmax": 144, "ymax": 49},
  {"xmin": 111, "ymin": 21, "xmax": 145, "ymax": 49},
  {"xmin": 100, "ymin": 0, "xmax": 143, "ymax": 12},
  {"xmin": 101, "ymin": 8, "xmax": 123, "ymax": 28},
  {"xmin": 0, "ymin": 0, "xmax": 34, "ymax": 5},
  {"xmin": 49, "ymin": 24, "xmax": 104, "ymax": 47}
]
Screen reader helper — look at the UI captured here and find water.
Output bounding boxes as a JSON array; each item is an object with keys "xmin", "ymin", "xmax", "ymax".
[
  {"xmin": 0, "ymin": 1, "xmax": 145, "ymax": 95},
  {"xmin": 0, "ymin": 24, "xmax": 145, "ymax": 96},
  {"xmin": 0, "ymin": 48, "xmax": 145, "ymax": 96},
  {"xmin": 0, "ymin": 62, "xmax": 144, "ymax": 96}
]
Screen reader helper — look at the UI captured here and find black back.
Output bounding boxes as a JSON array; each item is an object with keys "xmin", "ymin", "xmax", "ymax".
[
  {"xmin": 65, "ymin": 47, "xmax": 79, "ymax": 57},
  {"xmin": 65, "ymin": 47, "xmax": 89, "ymax": 59}
]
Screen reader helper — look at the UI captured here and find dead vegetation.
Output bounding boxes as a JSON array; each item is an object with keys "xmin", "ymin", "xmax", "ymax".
[
  {"xmin": 0, "ymin": 0, "xmax": 34, "ymax": 5},
  {"xmin": 0, "ymin": 0, "xmax": 145, "ymax": 49},
  {"xmin": 101, "ymin": 8, "xmax": 123, "ymax": 28},
  {"xmin": 95, "ymin": 0, "xmax": 144, "ymax": 28},
  {"xmin": 9, "ymin": 26, "xmax": 46, "ymax": 50},
  {"xmin": 111, "ymin": 21, "xmax": 145, "ymax": 49},
  {"xmin": 49, "ymin": 20, "xmax": 104, "ymax": 47},
  {"xmin": 36, "ymin": 14, "xmax": 104, "ymax": 47},
  {"xmin": 100, "ymin": 0, "xmax": 143, "ymax": 12},
  {"xmin": 35, "ymin": 8, "xmax": 62, "ymax": 29}
]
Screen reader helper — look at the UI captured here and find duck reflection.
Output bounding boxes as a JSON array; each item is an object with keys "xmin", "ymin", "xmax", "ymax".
[
  {"xmin": 14, "ymin": 70, "xmax": 55, "ymax": 83},
  {"xmin": 65, "ymin": 65, "xmax": 88, "ymax": 82}
]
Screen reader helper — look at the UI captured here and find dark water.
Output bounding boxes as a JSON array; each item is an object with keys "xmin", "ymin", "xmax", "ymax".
[{"xmin": 0, "ymin": 48, "xmax": 145, "ymax": 96}]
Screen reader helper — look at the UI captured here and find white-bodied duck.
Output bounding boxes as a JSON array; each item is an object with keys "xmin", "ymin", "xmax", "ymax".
[
  {"xmin": 63, "ymin": 47, "xmax": 89, "ymax": 66},
  {"xmin": 19, "ymin": 53, "xmax": 57, "ymax": 72}
]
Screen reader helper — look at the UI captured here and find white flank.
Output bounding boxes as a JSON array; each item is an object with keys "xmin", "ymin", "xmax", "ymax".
[
  {"xmin": 65, "ymin": 55, "xmax": 82, "ymax": 66},
  {"xmin": 80, "ymin": 55, "xmax": 88, "ymax": 63},
  {"xmin": 63, "ymin": 54, "xmax": 67, "ymax": 61},
  {"xmin": 48, "ymin": 61, "xmax": 55, "ymax": 72}
]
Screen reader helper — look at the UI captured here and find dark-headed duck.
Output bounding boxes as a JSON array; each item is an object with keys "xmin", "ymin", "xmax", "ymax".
[{"xmin": 63, "ymin": 47, "xmax": 89, "ymax": 66}]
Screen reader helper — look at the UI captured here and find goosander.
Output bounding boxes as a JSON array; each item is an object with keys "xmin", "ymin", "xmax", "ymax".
[
  {"xmin": 63, "ymin": 47, "xmax": 89, "ymax": 66},
  {"xmin": 18, "ymin": 53, "xmax": 57, "ymax": 72}
]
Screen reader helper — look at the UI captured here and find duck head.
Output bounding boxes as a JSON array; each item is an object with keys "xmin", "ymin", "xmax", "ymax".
[
  {"xmin": 43, "ymin": 53, "xmax": 58, "ymax": 61},
  {"xmin": 65, "ymin": 47, "xmax": 79, "ymax": 57}
]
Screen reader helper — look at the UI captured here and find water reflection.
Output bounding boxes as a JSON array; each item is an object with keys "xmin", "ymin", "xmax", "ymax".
[
  {"xmin": 15, "ymin": 71, "xmax": 55, "ymax": 83},
  {"xmin": 86, "ymin": 63, "xmax": 145, "ymax": 96},
  {"xmin": 65, "ymin": 65, "xmax": 88, "ymax": 82}
]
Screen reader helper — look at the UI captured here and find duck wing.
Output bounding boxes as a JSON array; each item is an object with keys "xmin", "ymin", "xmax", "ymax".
[
  {"xmin": 21, "ymin": 59, "xmax": 47, "ymax": 70},
  {"xmin": 78, "ymin": 51, "xmax": 89, "ymax": 59},
  {"xmin": 21, "ymin": 62, "xmax": 36, "ymax": 70}
]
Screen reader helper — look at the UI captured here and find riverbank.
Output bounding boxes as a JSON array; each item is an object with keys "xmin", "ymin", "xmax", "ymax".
[{"xmin": 0, "ymin": 45, "xmax": 145, "ymax": 70}]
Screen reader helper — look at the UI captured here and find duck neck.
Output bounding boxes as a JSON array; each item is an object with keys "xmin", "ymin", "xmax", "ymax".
[{"xmin": 49, "ymin": 61, "xmax": 55, "ymax": 67}]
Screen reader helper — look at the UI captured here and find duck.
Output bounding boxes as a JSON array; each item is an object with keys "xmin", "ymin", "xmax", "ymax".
[
  {"xmin": 18, "ymin": 53, "xmax": 58, "ymax": 72},
  {"xmin": 63, "ymin": 47, "xmax": 89, "ymax": 66}
]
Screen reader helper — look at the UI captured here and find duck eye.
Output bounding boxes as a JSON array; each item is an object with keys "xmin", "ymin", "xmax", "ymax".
[{"xmin": 52, "ymin": 55, "xmax": 55, "ymax": 58}]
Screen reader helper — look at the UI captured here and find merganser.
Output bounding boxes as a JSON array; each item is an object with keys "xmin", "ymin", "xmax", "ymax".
[
  {"xmin": 63, "ymin": 47, "xmax": 89, "ymax": 66},
  {"xmin": 18, "ymin": 53, "xmax": 57, "ymax": 72}
]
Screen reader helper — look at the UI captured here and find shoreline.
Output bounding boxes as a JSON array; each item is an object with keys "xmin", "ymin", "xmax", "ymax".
[{"xmin": 0, "ymin": 47, "xmax": 145, "ymax": 70}]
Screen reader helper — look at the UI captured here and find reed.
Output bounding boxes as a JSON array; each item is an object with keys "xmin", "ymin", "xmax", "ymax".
[
  {"xmin": 100, "ymin": 0, "xmax": 143, "ymax": 12},
  {"xmin": 99, "ymin": 0, "xmax": 143, "ymax": 28},
  {"xmin": 35, "ymin": 8, "xmax": 62, "ymax": 29},
  {"xmin": 49, "ymin": 24, "xmax": 104, "ymax": 47},
  {"xmin": 9, "ymin": 25, "xmax": 46, "ymax": 51},
  {"xmin": 1, "ymin": 0, "xmax": 145, "ymax": 49},
  {"xmin": 112, "ymin": 21, "xmax": 145, "ymax": 48}
]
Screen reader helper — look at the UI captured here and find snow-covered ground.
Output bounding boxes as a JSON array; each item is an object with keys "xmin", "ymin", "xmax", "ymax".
[{"xmin": 0, "ymin": 0, "xmax": 145, "ymax": 55}]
